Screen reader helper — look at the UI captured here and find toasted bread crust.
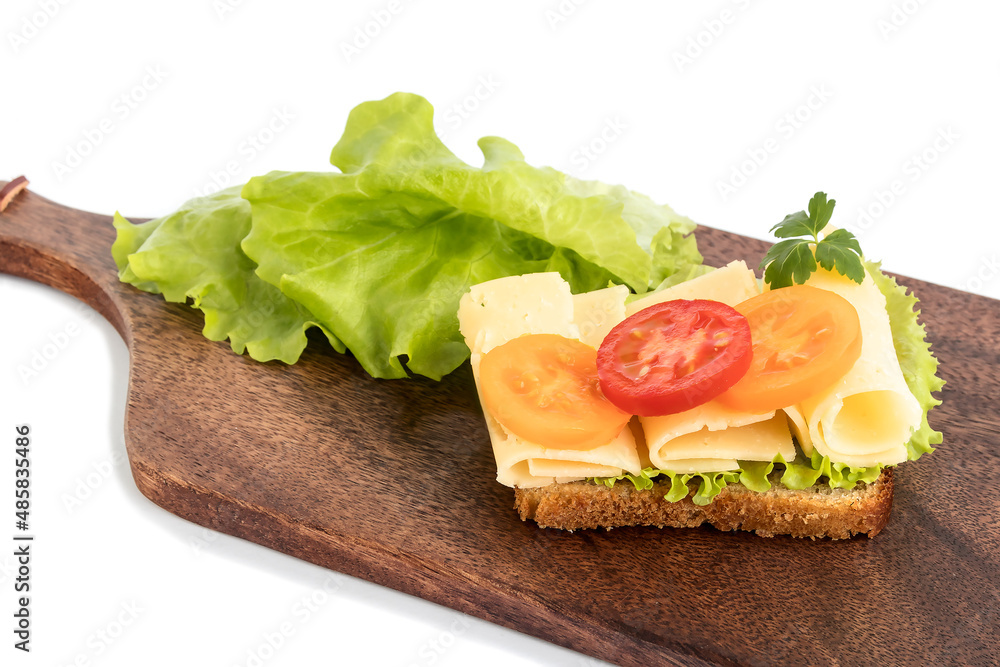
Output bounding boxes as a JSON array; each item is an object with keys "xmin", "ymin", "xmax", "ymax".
[{"xmin": 513, "ymin": 467, "xmax": 894, "ymax": 539}]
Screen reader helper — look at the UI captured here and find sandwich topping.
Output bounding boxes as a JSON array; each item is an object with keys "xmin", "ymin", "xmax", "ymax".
[
  {"xmin": 479, "ymin": 334, "xmax": 630, "ymax": 451},
  {"xmin": 459, "ymin": 193, "xmax": 944, "ymax": 504},
  {"xmin": 596, "ymin": 299, "xmax": 752, "ymax": 417},
  {"xmin": 718, "ymin": 285, "xmax": 862, "ymax": 414}
]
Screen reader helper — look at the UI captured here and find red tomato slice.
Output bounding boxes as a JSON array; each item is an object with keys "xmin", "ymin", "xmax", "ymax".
[
  {"xmin": 717, "ymin": 285, "xmax": 862, "ymax": 413},
  {"xmin": 479, "ymin": 334, "xmax": 632, "ymax": 450},
  {"xmin": 596, "ymin": 299, "xmax": 752, "ymax": 416}
]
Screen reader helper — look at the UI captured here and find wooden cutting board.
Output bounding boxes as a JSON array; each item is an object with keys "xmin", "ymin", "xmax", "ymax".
[{"xmin": 2, "ymin": 182, "xmax": 997, "ymax": 667}]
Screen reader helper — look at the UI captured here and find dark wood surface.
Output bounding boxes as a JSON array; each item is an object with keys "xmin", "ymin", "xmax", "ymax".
[{"xmin": 1, "ymin": 182, "xmax": 996, "ymax": 667}]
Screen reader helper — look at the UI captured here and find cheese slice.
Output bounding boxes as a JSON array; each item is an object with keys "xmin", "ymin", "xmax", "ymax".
[
  {"xmin": 459, "ymin": 272, "xmax": 578, "ymax": 355},
  {"xmin": 659, "ymin": 458, "xmax": 740, "ymax": 474},
  {"xmin": 798, "ymin": 267, "xmax": 921, "ymax": 467},
  {"xmin": 626, "ymin": 260, "xmax": 759, "ymax": 316},
  {"xmin": 782, "ymin": 404, "xmax": 812, "ymax": 456},
  {"xmin": 644, "ymin": 407, "xmax": 795, "ymax": 470},
  {"xmin": 527, "ymin": 459, "xmax": 623, "ymax": 478},
  {"xmin": 572, "ymin": 284, "xmax": 629, "ymax": 349},
  {"xmin": 659, "ymin": 414, "xmax": 795, "ymax": 469},
  {"xmin": 458, "ymin": 273, "xmax": 640, "ymax": 488},
  {"xmin": 627, "ymin": 261, "xmax": 796, "ymax": 471}
]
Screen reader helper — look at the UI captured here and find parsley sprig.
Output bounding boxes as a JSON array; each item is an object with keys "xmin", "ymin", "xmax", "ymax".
[{"xmin": 760, "ymin": 192, "xmax": 865, "ymax": 289}]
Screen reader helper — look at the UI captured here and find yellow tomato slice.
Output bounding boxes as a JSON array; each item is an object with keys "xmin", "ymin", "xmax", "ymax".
[
  {"xmin": 479, "ymin": 334, "xmax": 631, "ymax": 450},
  {"xmin": 717, "ymin": 285, "xmax": 862, "ymax": 413}
]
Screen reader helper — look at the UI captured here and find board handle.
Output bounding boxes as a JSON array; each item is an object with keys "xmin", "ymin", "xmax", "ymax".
[{"xmin": 0, "ymin": 179, "xmax": 131, "ymax": 341}]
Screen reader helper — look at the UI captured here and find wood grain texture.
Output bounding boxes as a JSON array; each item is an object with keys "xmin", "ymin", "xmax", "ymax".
[{"xmin": 1, "ymin": 182, "xmax": 997, "ymax": 667}]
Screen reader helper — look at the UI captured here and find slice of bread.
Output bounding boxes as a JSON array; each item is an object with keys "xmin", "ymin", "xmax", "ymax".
[{"xmin": 513, "ymin": 467, "xmax": 894, "ymax": 539}]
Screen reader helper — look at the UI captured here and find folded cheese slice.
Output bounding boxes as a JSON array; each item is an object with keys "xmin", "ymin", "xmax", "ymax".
[
  {"xmin": 629, "ymin": 261, "xmax": 798, "ymax": 471},
  {"xmin": 783, "ymin": 403, "xmax": 813, "ymax": 455},
  {"xmin": 798, "ymin": 267, "xmax": 921, "ymax": 467},
  {"xmin": 458, "ymin": 273, "xmax": 640, "ymax": 488},
  {"xmin": 645, "ymin": 405, "xmax": 797, "ymax": 471}
]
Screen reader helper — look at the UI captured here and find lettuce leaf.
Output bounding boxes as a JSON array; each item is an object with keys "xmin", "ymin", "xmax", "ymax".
[
  {"xmin": 780, "ymin": 451, "xmax": 882, "ymax": 490},
  {"xmin": 237, "ymin": 93, "xmax": 700, "ymax": 379},
  {"xmin": 592, "ymin": 451, "xmax": 882, "ymax": 506},
  {"xmin": 326, "ymin": 93, "xmax": 697, "ymax": 293},
  {"xmin": 240, "ymin": 171, "xmax": 610, "ymax": 379},
  {"xmin": 738, "ymin": 459, "xmax": 776, "ymax": 493},
  {"xmin": 649, "ymin": 225, "xmax": 704, "ymax": 288},
  {"xmin": 112, "ymin": 188, "xmax": 342, "ymax": 363},
  {"xmin": 113, "ymin": 93, "xmax": 701, "ymax": 379},
  {"xmin": 593, "ymin": 467, "xmax": 740, "ymax": 506}
]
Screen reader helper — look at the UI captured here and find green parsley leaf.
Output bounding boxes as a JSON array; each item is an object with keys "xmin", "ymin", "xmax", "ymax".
[
  {"xmin": 770, "ymin": 210, "xmax": 814, "ymax": 238},
  {"xmin": 808, "ymin": 191, "xmax": 836, "ymax": 231},
  {"xmin": 760, "ymin": 192, "xmax": 865, "ymax": 288},
  {"xmin": 814, "ymin": 228, "xmax": 865, "ymax": 283},
  {"xmin": 762, "ymin": 239, "xmax": 817, "ymax": 289}
]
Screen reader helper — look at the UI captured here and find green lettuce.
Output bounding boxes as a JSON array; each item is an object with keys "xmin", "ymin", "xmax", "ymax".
[
  {"xmin": 738, "ymin": 459, "xmax": 776, "ymax": 492},
  {"xmin": 592, "ymin": 457, "xmax": 784, "ymax": 506},
  {"xmin": 325, "ymin": 93, "xmax": 699, "ymax": 293},
  {"xmin": 113, "ymin": 93, "xmax": 700, "ymax": 379},
  {"xmin": 112, "ymin": 188, "xmax": 342, "ymax": 363},
  {"xmin": 240, "ymin": 171, "xmax": 603, "ymax": 379},
  {"xmin": 238, "ymin": 93, "xmax": 700, "ymax": 378},
  {"xmin": 780, "ymin": 451, "xmax": 882, "ymax": 490},
  {"xmin": 593, "ymin": 451, "xmax": 884, "ymax": 506},
  {"xmin": 593, "ymin": 467, "xmax": 740, "ymax": 507}
]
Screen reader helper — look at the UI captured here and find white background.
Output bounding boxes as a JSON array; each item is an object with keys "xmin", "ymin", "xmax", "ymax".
[{"xmin": 1, "ymin": 1, "xmax": 997, "ymax": 665}]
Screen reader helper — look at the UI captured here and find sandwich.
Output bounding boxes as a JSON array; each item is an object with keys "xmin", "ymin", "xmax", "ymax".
[{"xmin": 457, "ymin": 193, "xmax": 943, "ymax": 539}]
